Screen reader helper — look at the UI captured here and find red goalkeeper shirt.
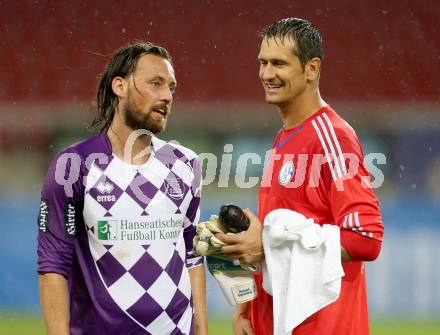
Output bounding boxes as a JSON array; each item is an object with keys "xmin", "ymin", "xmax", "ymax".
[{"xmin": 251, "ymin": 106, "xmax": 384, "ymax": 335}]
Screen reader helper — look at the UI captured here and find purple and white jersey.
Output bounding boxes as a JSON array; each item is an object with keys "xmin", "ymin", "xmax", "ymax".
[{"xmin": 37, "ymin": 133, "xmax": 203, "ymax": 335}]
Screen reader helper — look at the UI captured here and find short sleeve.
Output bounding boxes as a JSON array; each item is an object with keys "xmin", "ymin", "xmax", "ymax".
[
  {"xmin": 183, "ymin": 157, "xmax": 203, "ymax": 269},
  {"xmin": 37, "ymin": 150, "xmax": 84, "ymax": 278}
]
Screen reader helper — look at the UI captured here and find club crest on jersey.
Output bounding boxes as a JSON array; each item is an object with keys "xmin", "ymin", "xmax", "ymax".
[
  {"xmin": 165, "ymin": 176, "xmax": 185, "ymax": 200},
  {"xmin": 279, "ymin": 161, "xmax": 295, "ymax": 185}
]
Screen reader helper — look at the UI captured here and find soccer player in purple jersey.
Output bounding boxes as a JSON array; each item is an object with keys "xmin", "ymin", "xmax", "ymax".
[{"xmin": 37, "ymin": 42, "xmax": 208, "ymax": 335}]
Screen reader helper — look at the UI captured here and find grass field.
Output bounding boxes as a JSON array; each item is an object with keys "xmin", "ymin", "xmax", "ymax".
[{"xmin": 0, "ymin": 315, "xmax": 439, "ymax": 334}]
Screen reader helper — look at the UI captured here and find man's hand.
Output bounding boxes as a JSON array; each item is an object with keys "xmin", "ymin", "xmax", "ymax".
[
  {"xmin": 216, "ymin": 209, "xmax": 263, "ymax": 265},
  {"xmin": 233, "ymin": 316, "xmax": 254, "ymax": 335},
  {"xmin": 233, "ymin": 302, "xmax": 254, "ymax": 335}
]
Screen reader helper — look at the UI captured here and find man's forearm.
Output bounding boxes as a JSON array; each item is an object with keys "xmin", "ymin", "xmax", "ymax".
[
  {"xmin": 341, "ymin": 229, "xmax": 382, "ymax": 262},
  {"xmin": 38, "ymin": 273, "xmax": 70, "ymax": 335},
  {"xmin": 233, "ymin": 301, "xmax": 254, "ymax": 335},
  {"xmin": 188, "ymin": 265, "xmax": 208, "ymax": 335}
]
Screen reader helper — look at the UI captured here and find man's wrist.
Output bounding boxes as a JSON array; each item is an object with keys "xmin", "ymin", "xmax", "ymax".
[{"xmin": 235, "ymin": 302, "xmax": 251, "ymax": 319}]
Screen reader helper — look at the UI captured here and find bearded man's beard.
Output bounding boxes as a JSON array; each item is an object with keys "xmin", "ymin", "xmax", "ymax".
[{"xmin": 123, "ymin": 99, "xmax": 166, "ymax": 134}]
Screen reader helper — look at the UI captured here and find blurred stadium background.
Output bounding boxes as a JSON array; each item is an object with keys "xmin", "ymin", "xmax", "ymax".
[{"xmin": 0, "ymin": 0, "xmax": 439, "ymax": 334}]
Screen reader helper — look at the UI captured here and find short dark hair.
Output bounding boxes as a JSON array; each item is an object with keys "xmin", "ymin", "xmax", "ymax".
[
  {"xmin": 259, "ymin": 18, "xmax": 324, "ymax": 68},
  {"xmin": 91, "ymin": 41, "xmax": 172, "ymax": 133}
]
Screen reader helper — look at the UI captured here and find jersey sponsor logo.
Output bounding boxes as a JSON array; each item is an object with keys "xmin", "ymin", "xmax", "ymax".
[
  {"xmin": 96, "ymin": 181, "xmax": 117, "ymax": 203},
  {"xmin": 165, "ymin": 177, "xmax": 184, "ymax": 200},
  {"xmin": 97, "ymin": 220, "xmax": 118, "ymax": 240},
  {"xmin": 278, "ymin": 161, "xmax": 295, "ymax": 185},
  {"xmin": 64, "ymin": 204, "xmax": 76, "ymax": 237},
  {"xmin": 38, "ymin": 200, "xmax": 49, "ymax": 233},
  {"xmin": 93, "ymin": 218, "xmax": 184, "ymax": 242}
]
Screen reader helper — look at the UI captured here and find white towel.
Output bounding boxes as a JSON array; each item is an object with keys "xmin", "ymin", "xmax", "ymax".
[{"xmin": 262, "ymin": 209, "xmax": 344, "ymax": 335}]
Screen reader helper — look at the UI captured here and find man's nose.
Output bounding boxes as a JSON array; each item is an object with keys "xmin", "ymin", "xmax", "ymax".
[
  {"xmin": 261, "ymin": 64, "xmax": 276, "ymax": 81},
  {"xmin": 161, "ymin": 87, "xmax": 173, "ymax": 104}
]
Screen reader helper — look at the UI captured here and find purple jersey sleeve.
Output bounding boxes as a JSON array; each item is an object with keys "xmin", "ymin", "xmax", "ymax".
[
  {"xmin": 37, "ymin": 150, "xmax": 84, "ymax": 278},
  {"xmin": 184, "ymin": 157, "xmax": 203, "ymax": 269}
]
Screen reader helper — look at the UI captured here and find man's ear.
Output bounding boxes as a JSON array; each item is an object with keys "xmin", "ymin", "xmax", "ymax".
[
  {"xmin": 111, "ymin": 76, "xmax": 127, "ymax": 98},
  {"xmin": 306, "ymin": 57, "xmax": 321, "ymax": 82}
]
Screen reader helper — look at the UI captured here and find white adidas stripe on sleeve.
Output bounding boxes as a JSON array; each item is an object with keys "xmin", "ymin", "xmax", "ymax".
[
  {"xmin": 322, "ymin": 112, "xmax": 348, "ymax": 175},
  {"xmin": 312, "ymin": 119, "xmax": 337, "ymax": 181},
  {"xmin": 312, "ymin": 114, "xmax": 349, "ymax": 181},
  {"xmin": 317, "ymin": 115, "xmax": 344, "ymax": 179},
  {"xmin": 342, "ymin": 211, "xmax": 373, "ymax": 239}
]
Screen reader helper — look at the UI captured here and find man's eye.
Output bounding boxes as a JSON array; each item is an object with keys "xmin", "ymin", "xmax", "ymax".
[{"xmin": 151, "ymin": 81, "xmax": 161, "ymax": 87}]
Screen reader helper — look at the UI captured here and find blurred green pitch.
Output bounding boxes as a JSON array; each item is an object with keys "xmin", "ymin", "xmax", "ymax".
[{"xmin": 0, "ymin": 315, "xmax": 440, "ymax": 335}]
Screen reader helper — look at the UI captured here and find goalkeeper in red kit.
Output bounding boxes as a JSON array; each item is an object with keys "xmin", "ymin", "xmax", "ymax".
[{"xmin": 216, "ymin": 18, "xmax": 384, "ymax": 335}]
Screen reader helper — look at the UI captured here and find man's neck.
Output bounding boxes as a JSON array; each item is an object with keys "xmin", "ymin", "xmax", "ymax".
[
  {"xmin": 107, "ymin": 116, "xmax": 152, "ymax": 165},
  {"xmin": 277, "ymin": 89, "xmax": 327, "ymax": 129}
]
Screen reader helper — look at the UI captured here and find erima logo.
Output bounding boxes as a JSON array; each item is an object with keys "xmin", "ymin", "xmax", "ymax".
[
  {"xmin": 64, "ymin": 204, "xmax": 76, "ymax": 237},
  {"xmin": 279, "ymin": 161, "xmax": 295, "ymax": 185},
  {"xmin": 97, "ymin": 220, "xmax": 118, "ymax": 240},
  {"xmin": 38, "ymin": 200, "xmax": 49, "ymax": 233},
  {"xmin": 96, "ymin": 181, "xmax": 116, "ymax": 202}
]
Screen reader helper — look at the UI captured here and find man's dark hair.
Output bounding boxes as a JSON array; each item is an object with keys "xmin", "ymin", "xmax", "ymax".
[
  {"xmin": 91, "ymin": 41, "xmax": 172, "ymax": 133},
  {"xmin": 260, "ymin": 18, "xmax": 324, "ymax": 68}
]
